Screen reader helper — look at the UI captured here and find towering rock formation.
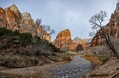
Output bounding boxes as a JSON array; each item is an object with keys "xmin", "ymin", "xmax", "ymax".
[
  {"xmin": 0, "ymin": 4, "xmax": 51, "ymax": 41},
  {"xmin": 0, "ymin": 7, "xmax": 8, "ymax": 28},
  {"xmin": 9, "ymin": 4, "xmax": 22, "ymax": 20},
  {"xmin": 53, "ymin": 29, "xmax": 83, "ymax": 51},
  {"xmin": 53, "ymin": 29, "xmax": 72, "ymax": 49},
  {"xmin": 5, "ymin": 8, "xmax": 20, "ymax": 30},
  {"xmin": 90, "ymin": 3, "xmax": 119, "ymax": 47}
]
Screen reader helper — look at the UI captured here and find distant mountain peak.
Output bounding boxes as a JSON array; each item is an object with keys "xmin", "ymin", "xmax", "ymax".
[
  {"xmin": 9, "ymin": 4, "xmax": 18, "ymax": 11},
  {"xmin": 73, "ymin": 37, "xmax": 82, "ymax": 41}
]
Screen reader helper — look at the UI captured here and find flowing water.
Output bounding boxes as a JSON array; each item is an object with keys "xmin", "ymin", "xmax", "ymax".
[
  {"xmin": 46, "ymin": 55, "xmax": 93, "ymax": 78},
  {"xmin": 0, "ymin": 55, "xmax": 93, "ymax": 78}
]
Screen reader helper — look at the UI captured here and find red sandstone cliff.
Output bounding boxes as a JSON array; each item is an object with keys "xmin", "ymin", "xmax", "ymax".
[
  {"xmin": 90, "ymin": 3, "xmax": 119, "ymax": 47},
  {"xmin": 0, "ymin": 4, "xmax": 51, "ymax": 41},
  {"xmin": 73, "ymin": 37, "xmax": 89, "ymax": 49},
  {"xmin": 53, "ymin": 29, "xmax": 84, "ymax": 51}
]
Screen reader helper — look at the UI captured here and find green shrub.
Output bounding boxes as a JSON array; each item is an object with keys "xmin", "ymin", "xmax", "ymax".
[
  {"xmin": 0, "ymin": 27, "xmax": 60, "ymax": 52},
  {"xmin": 18, "ymin": 33, "xmax": 32, "ymax": 43},
  {"xmin": 0, "ymin": 27, "xmax": 14, "ymax": 36},
  {"xmin": 14, "ymin": 30, "xmax": 20, "ymax": 35},
  {"xmin": 0, "ymin": 27, "xmax": 32, "ymax": 43},
  {"xmin": 0, "ymin": 27, "xmax": 6, "ymax": 36},
  {"xmin": 0, "ymin": 27, "xmax": 64, "ymax": 68}
]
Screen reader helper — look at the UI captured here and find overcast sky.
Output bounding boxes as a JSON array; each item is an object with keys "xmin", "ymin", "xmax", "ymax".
[{"xmin": 0, "ymin": 0, "xmax": 118, "ymax": 40}]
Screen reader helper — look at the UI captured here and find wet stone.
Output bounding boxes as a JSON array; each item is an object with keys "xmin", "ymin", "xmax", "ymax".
[{"xmin": 48, "ymin": 55, "xmax": 92, "ymax": 78}]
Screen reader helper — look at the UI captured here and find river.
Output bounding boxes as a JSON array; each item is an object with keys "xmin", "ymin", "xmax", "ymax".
[
  {"xmin": 0, "ymin": 55, "xmax": 93, "ymax": 78},
  {"xmin": 42, "ymin": 55, "xmax": 93, "ymax": 78}
]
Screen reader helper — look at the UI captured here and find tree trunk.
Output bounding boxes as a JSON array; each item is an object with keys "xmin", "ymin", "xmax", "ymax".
[{"xmin": 100, "ymin": 27, "xmax": 119, "ymax": 58}]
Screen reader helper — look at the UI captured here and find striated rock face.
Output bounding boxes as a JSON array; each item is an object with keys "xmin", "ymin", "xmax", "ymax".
[
  {"xmin": 22, "ymin": 12, "xmax": 34, "ymax": 26},
  {"xmin": 90, "ymin": 3, "xmax": 119, "ymax": 47},
  {"xmin": 9, "ymin": 4, "xmax": 22, "ymax": 20},
  {"xmin": 5, "ymin": 8, "xmax": 20, "ymax": 30},
  {"xmin": 36, "ymin": 25, "xmax": 51, "ymax": 41},
  {"xmin": 53, "ymin": 29, "xmax": 83, "ymax": 51},
  {"xmin": 69, "ymin": 42, "xmax": 84, "ymax": 51},
  {"xmin": 0, "ymin": 7, "xmax": 8, "ymax": 28},
  {"xmin": 73, "ymin": 37, "xmax": 89, "ymax": 50},
  {"xmin": 53, "ymin": 29, "xmax": 72, "ymax": 49},
  {"xmin": 0, "ymin": 4, "xmax": 51, "ymax": 41}
]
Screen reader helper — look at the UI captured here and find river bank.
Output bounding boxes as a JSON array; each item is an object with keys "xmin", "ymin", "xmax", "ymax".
[
  {"xmin": 1, "ymin": 53, "xmax": 118, "ymax": 78},
  {"xmin": 42, "ymin": 55, "xmax": 92, "ymax": 78},
  {"xmin": 85, "ymin": 58, "xmax": 119, "ymax": 78},
  {"xmin": 0, "ymin": 55, "xmax": 93, "ymax": 78},
  {"xmin": 0, "ymin": 62, "xmax": 65, "ymax": 78},
  {"xmin": 77, "ymin": 53, "xmax": 119, "ymax": 78}
]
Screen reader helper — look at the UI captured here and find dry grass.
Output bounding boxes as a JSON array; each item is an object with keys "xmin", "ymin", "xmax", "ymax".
[
  {"xmin": 81, "ymin": 54, "xmax": 110, "ymax": 66},
  {"xmin": 81, "ymin": 55, "xmax": 102, "ymax": 65},
  {"xmin": 86, "ymin": 59, "xmax": 119, "ymax": 78},
  {"xmin": 54, "ymin": 53, "xmax": 73, "ymax": 62},
  {"xmin": 0, "ymin": 55, "xmax": 39, "ymax": 68},
  {"xmin": 60, "ymin": 53, "xmax": 73, "ymax": 61}
]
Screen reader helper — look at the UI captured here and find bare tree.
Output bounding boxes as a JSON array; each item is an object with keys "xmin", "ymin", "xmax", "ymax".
[
  {"xmin": 89, "ymin": 31, "xmax": 96, "ymax": 37},
  {"xmin": 36, "ymin": 19, "xmax": 42, "ymax": 26},
  {"xmin": 35, "ymin": 19, "xmax": 42, "ymax": 36},
  {"xmin": 49, "ymin": 29, "xmax": 55, "ymax": 35},
  {"xmin": 40, "ymin": 25, "xmax": 55, "ymax": 40},
  {"xmin": 35, "ymin": 19, "xmax": 55, "ymax": 40},
  {"xmin": 42, "ymin": 25, "xmax": 55, "ymax": 35},
  {"xmin": 89, "ymin": 10, "xmax": 119, "ymax": 58}
]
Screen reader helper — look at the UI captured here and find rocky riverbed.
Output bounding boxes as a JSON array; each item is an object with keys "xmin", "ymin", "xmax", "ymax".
[
  {"xmin": 0, "ymin": 55, "xmax": 93, "ymax": 78},
  {"xmin": 41, "ymin": 55, "xmax": 93, "ymax": 78}
]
